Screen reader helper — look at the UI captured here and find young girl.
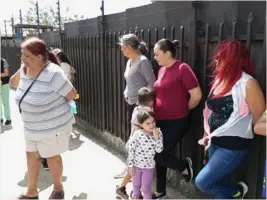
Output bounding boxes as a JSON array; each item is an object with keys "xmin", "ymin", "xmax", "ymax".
[
  {"xmin": 116, "ymin": 87, "xmax": 155, "ymax": 199},
  {"xmin": 127, "ymin": 109, "xmax": 163, "ymax": 200}
]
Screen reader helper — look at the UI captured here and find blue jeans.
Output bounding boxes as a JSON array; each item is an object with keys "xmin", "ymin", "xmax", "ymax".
[{"xmin": 195, "ymin": 144, "xmax": 247, "ymax": 199}]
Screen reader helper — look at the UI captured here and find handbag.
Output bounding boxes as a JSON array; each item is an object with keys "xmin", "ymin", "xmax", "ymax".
[{"xmin": 18, "ymin": 63, "xmax": 48, "ymax": 113}]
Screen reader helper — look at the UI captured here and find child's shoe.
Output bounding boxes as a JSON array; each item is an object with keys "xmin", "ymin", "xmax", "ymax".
[{"xmin": 116, "ymin": 186, "xmax": 129, "ymax": 199}]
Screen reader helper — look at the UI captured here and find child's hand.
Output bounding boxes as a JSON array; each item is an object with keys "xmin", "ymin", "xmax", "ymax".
[
  {"xmin": 153, "ymin": 127, "xmax": 161, "ymax": 140},
  {"xmin": 128, "ymin": 167, "xmax": 134, "ymax": 176}
]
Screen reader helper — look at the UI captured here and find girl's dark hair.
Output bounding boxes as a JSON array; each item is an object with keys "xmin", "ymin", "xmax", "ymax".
[
  {"xmin": 155, "ymin": 39, "xmax": 179, "ymax": 58},
  {"xmin": 136, "ymin": 109, "xmax": 155, "ymax": 124},
  {"xmin": 57, "ymin": 52, "xmax": 72, "ymax": 66},
  {"xmin": 119, "ymin": 34, "xmax": 148, "ymax": 56}
]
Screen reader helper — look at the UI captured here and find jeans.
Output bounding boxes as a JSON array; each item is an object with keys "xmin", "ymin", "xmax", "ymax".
[
  {"xmin": 0, "ymin": 84, "xmax": 10, "ymax": 120},
  {"xmin": 195, "ymin": 144, "xmax": 247, "ymax": 199},
  {"xmin": 132, "ymin": 167, "xmax": 154, "ymax": 199},
  {"xmin": 155, "ymin": 116, "xmax": 189, "ymax": 193}
]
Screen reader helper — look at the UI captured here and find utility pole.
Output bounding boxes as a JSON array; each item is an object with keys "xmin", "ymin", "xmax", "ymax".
[
  {"xmin": 56, "ymin": 0, "xmax": 63, "ymax": 47},
  {"xmin": 11, "ymin": 15, "xmax": 16, "ymax": 46},
  {"xmin": 100, "ymin": 0, "xmax": 106, "ymax": 33},
  {"xmin": 19, "ymin": 9, "xmax": 23, "ymax": 36},
  {"xmin": 4, "ymin": 20, "xmax": 8, "ymax": 44},
  {"xmin": 36, "ymin": 1, "xmax": 40, "ymax": 37}
]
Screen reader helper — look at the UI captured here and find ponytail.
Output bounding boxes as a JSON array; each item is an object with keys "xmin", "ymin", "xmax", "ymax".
[
  {"xmin": 139, "ymin": 41, "xmax": 148, "ymax": 56},
  {"xmin": 47, "ymin": 52, "xmax": 60, "ymax": 66}
]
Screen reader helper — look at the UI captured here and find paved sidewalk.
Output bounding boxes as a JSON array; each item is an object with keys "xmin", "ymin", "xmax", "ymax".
[{"xmin": 0, "ymin": 91, "xmax": 187, "ymax": 199}]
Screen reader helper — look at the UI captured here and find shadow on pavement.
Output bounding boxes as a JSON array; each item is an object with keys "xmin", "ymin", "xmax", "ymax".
[
  {"xmin": 1, "ymin": 124, "xmax": 12, "ymax": 134},
  {"xmin": 69, "ymin": 128, "xmax": 85, "ymax": 151},
  {"xmin": 17, "ymin": 170, "xmax": 67, "ymax": 192},
  {"xmin": 72, "ymin": 192, "xmax": 88, "ymax": 199}
]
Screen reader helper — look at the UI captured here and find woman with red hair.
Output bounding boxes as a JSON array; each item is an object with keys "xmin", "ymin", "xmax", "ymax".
[
  {"xmin": 195, "ymin": 40, "xmax": 265, "ymax": 199},
  {"xmin": 10, "ymin": 37, "xmax": 77, "ymax": 199}
]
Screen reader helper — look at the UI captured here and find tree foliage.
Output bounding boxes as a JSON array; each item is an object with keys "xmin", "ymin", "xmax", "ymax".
[{"xmin": 24, "ymin": 0, "xmax": 85, "ymax": 30}]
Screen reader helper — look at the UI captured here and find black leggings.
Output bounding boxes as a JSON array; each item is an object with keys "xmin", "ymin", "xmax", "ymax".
[{"xmin": 155, "ymin": 116, "xmax": 189, "ymax": 193}]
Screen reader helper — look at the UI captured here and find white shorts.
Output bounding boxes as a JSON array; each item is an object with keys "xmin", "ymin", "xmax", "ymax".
[{"xmin": 24, "ymin": 122, "xmax": 72, "ymax": 158}]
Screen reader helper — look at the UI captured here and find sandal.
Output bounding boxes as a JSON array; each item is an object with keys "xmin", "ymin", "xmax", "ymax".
[
  {"xmin": 49, "ymin": 190, "xmax": 65, "ymax": 199},
  {"xmin": 18, "ymin": 194, "xmax": 39, "ymax": 199}
]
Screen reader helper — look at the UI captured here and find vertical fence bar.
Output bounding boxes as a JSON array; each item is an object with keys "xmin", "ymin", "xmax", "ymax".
[
  {"xmin": 76, "ymin": 37, "xmax": 81, "ymax": 117},
  {"xmin": 155, "ymin": 28, "xmax": 158, "ymax": 43},
  {"xmin": 218, "ymin": 18, "xmax": 225, "ymax": 42},
  {"xmin": 189, "ymin": 20, "xmax": 196, "ymax": 70},
  {"xmin": 79, "ymin": 36, "xmax": 84, "ymax": 120},
  {"xmin": 246, "ymin": 12, "xmax": 253, "ymax": 52},
  {"xmin": 148, "ymin": 29, "xmax": 152, "ymax": 61},
  {"xmin": 104, "ymin": 33, "xmax": 109, "ymax": 130},
  {"xmin": 85, "ymin": 35, "xmax": 91, "ymax": 124},
  {"xmin": 232, "ymin": 17, "xmax": 237, "ymax": 39},
  {"xmin": 180, "ymin": 26, "xmax": 184, "ymax": 61},
  {"xmin": 91, "ymin": 36, "xmax": 96, "ymax": 127},
  {"xmin": 171, "ymin": 27, "xmax": 175, "ymax": 40},
  {"xmin": 100, "ymin": 32, "xmax": 105, "ymax": 131},
  {"xmin": 203, "ymin": 24, "xmax": 210, "ymax": 100},
  {"xmin": 163, "ymin": 27, "xmax": 167, "ymax": 38},
  {"xmin": 108, "ymin": 32, "xmax": 113, "ymax": 132},
  {"xmin": 94, "ymin": 35, "xmax": 98, "ymax": 128},
  {"xmin": 83, "ymin": 36, "xmax": 87, "ymax": 121},
  {"xmin": 95, "ymin": 33, "xmax": 102, "ymax": 129},
  {"xmin": 141, "ymin": 30, "xmax": 144, "ymax": 40},
  {"xmin": 87, "ymin": 37, "xmax": 91, "ymax": 124},
  {"xmin": 135, "ymin": 29, "xmax": 138, "ymax": 37},
  {"xmin": 70, "ymin": 37, "xmax": 74, "ymax": 68},
  {"xmin": 117, "ymin": 31, "xmax": 122, "ymax": 139},
  {"xmin": 89, "ymin": 36, "xmax": 94, "ymax": 126},
  {"xmin": 113, "ymin": 32, "xmax": 118, "ymax": 136},
  {"xmin": 80, "ymin": 36, "xmax": 85, "ymax": 121}
]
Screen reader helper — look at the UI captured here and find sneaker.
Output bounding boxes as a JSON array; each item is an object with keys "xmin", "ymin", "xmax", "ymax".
[
  {"xmin": 183, "ymin": 157, "xmax": 193, "ymax": 182},
  {"xmin": 235, "ymin": 182, "xmax": 248, "ymax": 199},
  {"xmin": 49, "ymin": 190, "xmax": 64, "ymax": 199},
  {"xmin": 42, "ymin": 158, "xmax": 49, "ymax": 171},
  {"xmin": 151, "ymin": 192, "xmax": 166, "ymax": 199},
  {"xmin": 4, "ymin": 120, "xmax": 11, "ymax": 125},
  {"xmin": 116, "ymin": 186, "xmax": 129, "ymax": 199},
  {"xmin": 130, "ymin": 190, "xmax": 143, "ymax": 199}
]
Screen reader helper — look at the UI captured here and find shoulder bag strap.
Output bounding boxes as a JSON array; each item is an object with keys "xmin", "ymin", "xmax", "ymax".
[{"xmin": 18, "ymin": 62, "xmax": 49, "ymax": 113}]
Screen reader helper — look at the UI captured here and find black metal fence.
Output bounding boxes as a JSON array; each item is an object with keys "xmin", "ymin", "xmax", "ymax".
[{"xmin": 1, "ymin": 12, "xmax": 266, "ymax": 198}]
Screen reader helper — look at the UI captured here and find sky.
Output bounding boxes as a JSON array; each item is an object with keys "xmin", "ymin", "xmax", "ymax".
[{"xmin": 0, "ymin": 0, "xmax": 152, "ymax": 35}]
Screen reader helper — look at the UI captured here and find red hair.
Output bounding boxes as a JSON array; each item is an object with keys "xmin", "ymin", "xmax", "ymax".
[
  {"xmin": 210, "ymin": 40, "xmax": 255, "ymax": 98},
  {"xmin": 21, "ymin": 37, "xmax": 59, "ymax": 65}
]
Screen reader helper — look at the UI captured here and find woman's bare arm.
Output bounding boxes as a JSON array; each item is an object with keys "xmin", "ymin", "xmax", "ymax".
[
  {"xmin": 10, "ymin": 70, "xmax": 20, "ymax": 89},
  {"xmin": 246, "ymin": 79, "xmax": 265, "ymax": 125}
]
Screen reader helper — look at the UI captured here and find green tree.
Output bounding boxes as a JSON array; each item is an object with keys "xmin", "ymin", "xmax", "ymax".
[{"xmin": 24, "ymin": 0, "xmax": 85, "ymax": 30}]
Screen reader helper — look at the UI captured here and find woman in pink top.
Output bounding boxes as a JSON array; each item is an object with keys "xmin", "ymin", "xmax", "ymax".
[{"xmin": 152, "ymin": 39, "xmax": 202, "ymax": 199}]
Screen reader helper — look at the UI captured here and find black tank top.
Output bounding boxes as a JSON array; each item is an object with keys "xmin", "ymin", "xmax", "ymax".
[{"xmin": 207, "ymin": 92, "xmax": 250, "ymax": 150}]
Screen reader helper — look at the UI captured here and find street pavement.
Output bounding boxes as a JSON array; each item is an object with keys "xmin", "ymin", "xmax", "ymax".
[{"xmin": 0, "ymin": 90, "xmax": 185, "ymax": 199}]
